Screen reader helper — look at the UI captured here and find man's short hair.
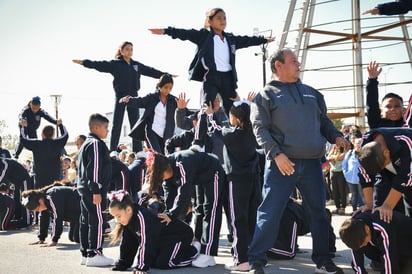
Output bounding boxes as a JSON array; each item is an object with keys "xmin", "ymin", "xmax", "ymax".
[
  {"xmin": 88, "ymin": 113, "xmax": 109, "ymax": 129},
  {"xmin": 269, "ymin": 48, "xmax": 293, "ymax": 74},
  {"xmin": 358, "ymin": 141, "xmax": 386, "ymax": 177},
  {"xmin": 339, "ymin": 218, "xmax": 367, "ymax": 250}
]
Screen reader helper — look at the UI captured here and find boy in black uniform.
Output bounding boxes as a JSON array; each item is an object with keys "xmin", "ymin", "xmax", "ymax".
[
  {"xmin": 358, "ymin": 128, "xmax": 412, "ymax": 222},
  {"xmin": 339, "ymin": 210, "xmax": 412, "ymax": 273},
  {"xmin": 77, "ymin": 113, "xmax": 113, "ymax": 267}
]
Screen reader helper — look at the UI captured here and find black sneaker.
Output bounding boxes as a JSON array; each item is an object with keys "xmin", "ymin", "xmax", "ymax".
[
  {"xmin": 249, "ymin": 263, "xmax": 265, "ymax": 274},
  {"xmin": 315, "ymin": 261, "xmax": 344, "ymax": 274}
]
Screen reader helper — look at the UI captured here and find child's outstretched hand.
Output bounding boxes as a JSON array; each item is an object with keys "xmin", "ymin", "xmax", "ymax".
[
  {"xmin": 72, "ymin": 59, "xmax": 83, "ymax": 65},
  {"xmin": 119, "ymin": 96, "xmax": 131, "ymax": 104},
  {"xmin": 266, "ymin": 37, "xmax": 276, "ymax": 43},
  {"xmin": 149, "ymin": 28, "xmax": 165, "ymax": 35},
  {"xmin": 367, "ymin": 61, "xmax": 382, "ymax": 79},
  {"xmin": 362, "ymin": 7, "xmax": 380, "ymax": 15},
  {"xmin": 176, "ymin": 92, "xmax": 190, "ymax": 110},
  {"xmin": 247, "ymin": 91, "xmax": 257, "ymax": 102}
]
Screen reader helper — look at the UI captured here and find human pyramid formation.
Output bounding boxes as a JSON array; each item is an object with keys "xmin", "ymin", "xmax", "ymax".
[{"xmin": 1, "ymin": 3, "xmax": 412, "ymax": 274}]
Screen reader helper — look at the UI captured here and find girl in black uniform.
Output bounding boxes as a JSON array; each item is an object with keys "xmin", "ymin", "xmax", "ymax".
[
  {"xmin": 73, "ymin": 42, "xmax": 168, "ymax": 153},
  {"xmin": 200, "ymin": 97, "xmax": 260, "ymax": 271},
  {"xmin": 150, "ymin": 8, "xmax": 274, "ymax": 116},
  {"xmin": 21, "ymin": 182, "xmax": 80, "ymax": 246},
  {"xmin": 108, "ymin": 190, "xmax": 198, "ymax": 273},
  {"xmin": 14, "ymin": 96, "xmax": 57, "ymax": 159},
  {"xmin": 0, "ymin": 183, "xmax": 16, "ymax": 230},
  {"xmin": 145, "ymin": 149, "xmax": 225, "ymax": 268}
]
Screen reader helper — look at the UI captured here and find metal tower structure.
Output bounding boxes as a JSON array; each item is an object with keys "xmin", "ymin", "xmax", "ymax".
[{"xmin": 279, "ymin": 0, "xmax": 412, "ymax": 128}]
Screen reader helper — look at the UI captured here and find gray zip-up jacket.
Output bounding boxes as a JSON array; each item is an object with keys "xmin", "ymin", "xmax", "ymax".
[{"xmin": 251, "ymin": 79, "xmax": 342, "ymax": 160}]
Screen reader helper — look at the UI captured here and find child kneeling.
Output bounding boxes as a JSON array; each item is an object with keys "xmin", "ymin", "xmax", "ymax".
[{"xmin": 108, "ymin": 190, "xmax": 198, "ymax": 273}]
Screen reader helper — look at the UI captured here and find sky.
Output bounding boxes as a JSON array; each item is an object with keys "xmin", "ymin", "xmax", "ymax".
[{"xmin": 0, "ymin": 0, "xmax": 411, "ymax": 141}]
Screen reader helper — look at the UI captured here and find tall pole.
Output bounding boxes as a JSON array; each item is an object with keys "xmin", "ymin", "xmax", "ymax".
[
  {"xmin": 254, "ymin": 28, "xmax": 272, "ymax": 87},
  {"xmin": 352, "ymin": 0, "xmax": 365, "ymax": 128},
  {"xmin": 50, "ymin": 94, "xmax": 62, "ymax": 137}
]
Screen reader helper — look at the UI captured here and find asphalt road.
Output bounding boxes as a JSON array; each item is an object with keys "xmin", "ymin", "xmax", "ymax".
[{"xmin": 0, "ymin": 212, "xmax": 379, "ymax": 274}]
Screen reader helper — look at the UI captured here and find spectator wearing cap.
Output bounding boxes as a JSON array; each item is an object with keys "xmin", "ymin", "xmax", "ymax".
[
  {"xmin": 14, "ymin": 96, "xmax": 58, "ymax": 159},
  {"xmin": 358, "ymin": 127, "xmax": 412, "ymax": 223}
]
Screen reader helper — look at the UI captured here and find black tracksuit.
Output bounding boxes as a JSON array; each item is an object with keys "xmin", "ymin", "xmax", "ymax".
[
  {"xmin": 77, "ymin": 133, "xmax": 112, "ymax": 257},
  {"xmin": 359, "ymin": 128, "xmax": 412, "ymax": 216},
  {"xmin": 113, "ymin": 204, "xmax": 196, "ymax": 272},
  {"xmin": 15, "ymin": 105, "xmax": 56, "ymax": 157},
  {"xmin": 164, "ymin": 27, "xmax": 268, "ymax": 115},
  {"xmin": 0, "ymin": 158, "xmax": 33, "ymax": 225},
  {"xmin": 164, "ymin": 150, "xmax": 225, "ymax": 256},
  {"xmin": 126, "ymin": 91, "xmax": 191, "ymax": 154},
  {"xmin": 0, "ymin": 192, "xmax": 15, "ymax": 230},
  {"xmin": 37, "ymin": 186, "xmax": 80, "ymax": 243},
  {"xmin": 82, "ymin": 58, "xmax": 166, "ymax": 152},
  {"xmin": 204, "ymin": 112, "xmax": 261, "ymax": 264},
  {"xmin": 0, "ymin": 149, "xmax": 11, "ymax": 159},
  {"xmin": 128, "ymin": 157, "xmax": 146, "ymax": 202},
  {"xmin": 350, "ymin": 211, "xmax": 412, "ymax": 274},
  {"xmin": 109, "ymin": 158, "xmax": 130, "ymax": 193},
  {"xmin": 20, "ymin": 124, "xmax": 68, "ymax": 188}
]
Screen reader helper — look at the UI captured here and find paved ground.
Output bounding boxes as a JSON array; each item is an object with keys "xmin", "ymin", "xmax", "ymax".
[{"xmin": 1, "ymin": 211, "xmax": 379, "ymax": 274}]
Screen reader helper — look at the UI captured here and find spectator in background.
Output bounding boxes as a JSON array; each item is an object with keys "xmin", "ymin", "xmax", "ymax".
[{"xmin": 327, "ymin": 144, "xmax": 348, "ymax": 215}]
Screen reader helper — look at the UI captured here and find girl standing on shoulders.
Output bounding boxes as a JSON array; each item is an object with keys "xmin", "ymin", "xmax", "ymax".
[
  {"xmin": 149, "ymin": 8, "xmax": 275, "ymax": 116},
  {"xmin": 73, "ymin": 41, "xmax": 169, "ymax": 153}
]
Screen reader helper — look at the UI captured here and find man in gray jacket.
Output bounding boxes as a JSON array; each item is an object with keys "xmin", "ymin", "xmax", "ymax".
[{"xmin": 248, "ymin": 48, "xmax": 348, "ymax": 274}]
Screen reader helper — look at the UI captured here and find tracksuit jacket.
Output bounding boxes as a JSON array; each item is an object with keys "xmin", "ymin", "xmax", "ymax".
[
  {"xmin": 38, "ymin": 186, "xmax": 80, "ymax": 243},
  {"xmin": 18, "ymin": 105, "xmax": 56, "ymax": 136},
  {"xmin": 377, "ymin": 0, "xmax": 412, "ymax": 15},
  {"xmin": 359, "ymin": 128, "xmax": 412, "ymax": 213},
  {"xmin": 20, "ymin": 124, "xmax": 68, "ymax": 188},
  {"xmin": 82, "ymin": 58, "xmax": 166, "ymax": 98},
  {"xmin": 252, "ymin": 79, "xmax": 342, "ymax": 160},
  {"xmin": 0, "ymin": 158, "xmax": 31, "ymax": 190},
  {"xmin": 350, "ymin": 211, "xmax": 412, "ymax": 274},
  {"xmin": 77, "ymin": 133, "xmax": 112, "ymax": 196},
  {"xmin": 109, "ymin": 157, "xmax": 130, "ymax": 193},
  {"xmin": 164, "ymin": 27, "xmax": 268, "ymax": 87}
]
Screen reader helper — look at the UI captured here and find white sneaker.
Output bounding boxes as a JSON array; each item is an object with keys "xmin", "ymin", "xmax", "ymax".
[
  {"xmin": 192, "ymin": 254, "xmax": 216, "ymax": 268},
  {"xmin": 86, "ymin": 254, "xmax": 114, "ymax": 267},
  {"xmin": 192, "ymin": 241, "xmax": 201, "ymax": 257},
  {"xmin": 224, "ymin": 262, "xmax": 251, "ymax": 271},
  {"xmin": 80, "ymin": 256, "xmax": 87, "ymax": 265}
]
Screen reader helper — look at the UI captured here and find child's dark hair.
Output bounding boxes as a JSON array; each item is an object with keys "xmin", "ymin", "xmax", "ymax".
[
  {"xmin": 88, "ymin": 113, "xmax": 109, "ymax": 130},
  {"xmin": 156, "ymin": 74, "xmax": 173, "ymax": 89},
  {"xmin": 339, "ymin": 218, "xmax": 368, "ymax": 251},
  {"xmin": 42, "ymin": 125, "xmax": 55, "ymax": 139},
  {"xmin": 115, "ymin": 41, "xmax": 133, "ymax": 59},
  {"xmin": 0, "ymin": 183, "xmax": 10, "ymax": 192},
  {"xmin": 21, "ymin": 181, "xmax": 65, "ymax": 210},
  {"xmin": 108, "ymin": 190, "xmax": 134, "ymax": 244},
  {"xmin": 146, "ymin": 150, "xmax": 172, "ymax": 196},
  {"xmin": 230, "ymin": 102, "xmax": 252, "ymax": 130},
  {"xmin": 204, "ymin": 8, "xmax": 225, "ymax": 28},
  {"xmin": 382, "ymin": 92, "xmax": 403, "ymax": 104}
]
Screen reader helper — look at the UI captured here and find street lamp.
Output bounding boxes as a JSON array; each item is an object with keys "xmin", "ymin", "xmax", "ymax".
[
  {"xmin": 253, "ymin": 28, "xmax": 273, "ymax": 87},
  {"xmin": 50, "ymin": 94, "xmax": 62, "ymax": 137}
]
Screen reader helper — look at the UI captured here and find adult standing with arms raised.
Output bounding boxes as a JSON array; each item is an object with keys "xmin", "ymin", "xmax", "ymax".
[
  {"xmin": 248, "ymin": 49, "xmax": 348, "ymax": 274},
  {"xmin": 73, "ymin": 41, "xmax": 169, "ymax": 153}
]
